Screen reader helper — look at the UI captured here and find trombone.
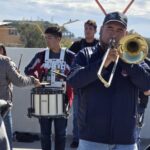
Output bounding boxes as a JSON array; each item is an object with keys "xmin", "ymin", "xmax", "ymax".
[{"xmin": 97, "ymin": 34, "xmax": 149, "ymax": 88}]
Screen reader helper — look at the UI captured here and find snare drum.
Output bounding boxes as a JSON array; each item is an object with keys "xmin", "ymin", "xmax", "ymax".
[{"xmin": 28, "ymin": 87, "xmax": 68, "ymax": 118}]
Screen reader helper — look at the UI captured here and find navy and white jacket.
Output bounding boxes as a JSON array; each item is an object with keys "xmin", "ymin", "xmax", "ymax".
[
  {"xmin": 67, "ymin": 43, "xmax": 150, "ymax": 144},
  {"xmin": 24, "ymin": 49, "xmax": 75, "ymax": 106}
]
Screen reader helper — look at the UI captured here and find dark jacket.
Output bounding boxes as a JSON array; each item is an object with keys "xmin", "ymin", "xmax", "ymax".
[
  {"xmin": 69, "ymin": 38, "xmax": 99, "ymax": 54},
  {"xmin": 67, "ymin": 44, "xmax": 150, "ymax": 144}
]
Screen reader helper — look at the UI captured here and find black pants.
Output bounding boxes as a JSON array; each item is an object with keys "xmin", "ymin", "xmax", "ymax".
[{"xmin": 39, "ymin": 117, "xmax": 67, "ymax": 150}]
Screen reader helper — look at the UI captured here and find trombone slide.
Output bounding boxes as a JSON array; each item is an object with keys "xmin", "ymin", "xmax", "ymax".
[{"xmin": 97, "ymin": 52, "xmax": 119, "ymax": 88}]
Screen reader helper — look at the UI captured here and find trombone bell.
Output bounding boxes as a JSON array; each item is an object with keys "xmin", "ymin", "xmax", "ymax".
[{"xmin": 118, "ymin": 34, "xmax": 148, "ymax": 64}]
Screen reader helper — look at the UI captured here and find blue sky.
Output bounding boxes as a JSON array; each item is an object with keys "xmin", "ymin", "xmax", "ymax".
[{"xmin": 0, "ymin": 0, "xmax": 150, "ymax": 38}]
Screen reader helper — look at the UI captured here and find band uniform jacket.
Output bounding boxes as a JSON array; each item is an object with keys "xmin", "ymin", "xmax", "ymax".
[{"xmin": 24, "ymin": 49, "xmax": 75, "ymax": 106}]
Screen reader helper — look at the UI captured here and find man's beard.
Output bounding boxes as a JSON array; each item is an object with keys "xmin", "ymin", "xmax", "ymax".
[{"xmin": 100, "ymin": 39, "xmax": 109, "ymax": 51}]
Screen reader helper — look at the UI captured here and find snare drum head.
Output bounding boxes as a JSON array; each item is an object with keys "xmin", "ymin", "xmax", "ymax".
[{"xmin": 31, "ymin": 87, "xmax": 64, "ymax": 94}]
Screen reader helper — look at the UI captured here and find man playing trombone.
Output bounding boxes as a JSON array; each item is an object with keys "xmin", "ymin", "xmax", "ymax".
[{"xmin": 67, "ymin": 11, "xmax": 150, "ymax": 150}]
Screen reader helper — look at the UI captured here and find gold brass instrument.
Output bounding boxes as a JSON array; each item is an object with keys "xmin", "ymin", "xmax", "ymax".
[{"xmin": 97, "ymin": 34, "xmax": 149, "ymax": 88}]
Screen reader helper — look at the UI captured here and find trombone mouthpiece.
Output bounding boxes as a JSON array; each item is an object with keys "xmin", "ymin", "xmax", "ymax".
[{"xmin": 109, "ymin": 38, "xmax": 116, "ymax": 49}]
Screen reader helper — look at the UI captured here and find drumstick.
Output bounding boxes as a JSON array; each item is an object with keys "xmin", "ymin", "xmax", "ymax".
[
  {"xmin": 52, "ymin": 71, "xmax": 67, "ymax": 78},
  {"xmin": 18, "ymin": 54, "xmax": 23, "ymax": 71},
  {"xmin": 40, "ymin": 82, "xmax": 51, "ymax": 85}
]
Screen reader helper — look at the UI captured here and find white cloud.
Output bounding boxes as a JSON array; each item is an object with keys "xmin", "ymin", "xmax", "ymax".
[
  {"xmin": 26, "ymin": 0, "xmax": 150, "ymax": 17},
  {"xmin": 0, "ymin": 0, "xmax": 149, "ymax": 37},
  {"xmin": 1, "ymin": 0, "xmax": 150, "ymax": 20}
]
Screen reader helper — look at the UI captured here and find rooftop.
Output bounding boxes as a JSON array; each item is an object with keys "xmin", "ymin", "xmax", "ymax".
[{"xmin": 0, "ymin": 22, "xmax": 11, "ymax": 26}]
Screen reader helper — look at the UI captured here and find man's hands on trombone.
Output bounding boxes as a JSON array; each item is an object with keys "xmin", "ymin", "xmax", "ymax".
[
  {"xmin": 144, "ymin": 90, "xmax": 150, "ymax": 96},
  {"xmin": 104, "ymin": 48, "xmax": 119, "ymax": 68}
]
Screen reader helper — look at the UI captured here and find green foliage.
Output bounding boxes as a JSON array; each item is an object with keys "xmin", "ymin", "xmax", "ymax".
[
  {"xmin": 12, "ymin": 21, "xmax": 74, "ymax": 48},
  {"xmin": 61, "ymin": 38, "xmax": 73, "ymax": 48},
  {"xmin": 18, "ymin": 23, "xmax": 46, "ymax": 47}
]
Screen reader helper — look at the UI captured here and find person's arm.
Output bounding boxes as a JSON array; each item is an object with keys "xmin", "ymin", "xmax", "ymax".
[
  {"xmin": 143, "ymin": 58, "xmax": 150, "ymax": 95},
  {"xmin": 119, "ymin": 60, "xmax": 150, "ymax": 91},
  {"xmin": 65, "ymin": 49, "xmax": 75, "ymax": 66},
  {"xmin": 6, "ymin": 58, "xmax": 40, "ymax": 87},
  {"xmin": 24, "ymin": 52, "xmax": 43, "ymax": 78},
  {"xmin": 67, "ymin": 50, "xmax": 102, "ymax": 89},
  {"xmin": 144, "ymin": 90, "xmax": 150, "ymax": 96}
]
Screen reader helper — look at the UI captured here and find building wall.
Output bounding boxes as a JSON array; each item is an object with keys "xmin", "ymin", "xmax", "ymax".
[
  {"xmin": 6, "ymin": 47, "xmax": 150, "ymax": 138},
  {"xmin": 0, "ymin": 27, "xmax": 23, "ymax": 46}
]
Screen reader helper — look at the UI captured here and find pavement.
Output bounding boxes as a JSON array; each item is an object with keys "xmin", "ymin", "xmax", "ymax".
[
  {"xmin": 13, "ymin": 135, "xmax": 76, "ymax": 150},
  {"xmin": 12, "ymin": 136, "xmax": 150, "ymax": 150}
]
